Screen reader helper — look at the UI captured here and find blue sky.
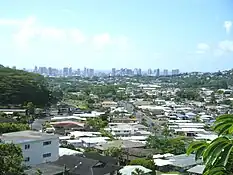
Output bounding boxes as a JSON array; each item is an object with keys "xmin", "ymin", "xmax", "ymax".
[{"xmin": 0, "ymin": 0, "xmax": 232, "ymax": 72}]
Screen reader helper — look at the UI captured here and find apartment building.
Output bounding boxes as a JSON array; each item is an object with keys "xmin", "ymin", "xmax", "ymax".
[{"xmin": 0, "ymin": 130, "xmax": 59, "ymax": 166}]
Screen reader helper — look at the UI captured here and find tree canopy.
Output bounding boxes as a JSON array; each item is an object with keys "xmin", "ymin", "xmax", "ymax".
[
  {"xmin": 86, "ymin": 118, "xmax": 108, "ymax": 131},
  {"xmin": 0, "ymin": 123, "xmax": 30, "ymax": 134},
  {"xmin": 146, "ymin": 135, "xmax": 186, "ymax": 155},
  {"xmin": 129, "ymin": 158, "xmax": 156, "ymax": 171},
  {"xmin": 0, "ymin": 143, "xmax": 24, "ymax": 175},
  {"xmin": 0, "ymin": 67, "xmax": 51, "ymax": 107}
]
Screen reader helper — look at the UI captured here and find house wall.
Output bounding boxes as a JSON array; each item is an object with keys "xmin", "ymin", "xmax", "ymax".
[{"xmin": 20, "ymin": 137, "xmax": 59, "ymax": 166}]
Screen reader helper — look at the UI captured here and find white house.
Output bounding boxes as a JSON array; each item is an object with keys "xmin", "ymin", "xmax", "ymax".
[
  {"xmin": 73, "ymin": 111, "xmax": 105, "ymax": 119},
  {"xmin": 80, "ymin": 137, "xmax": 109, "ymax": 147},
  {"xmin": 119, "ymin": 165, "xmax": 152, "ymax": 175},
  {"xmin": 105, "ymin": 123, "xmax": 151, "ymax": 138},
  {"xmin": 0, "ymin": 130, "xmax": 59, "ymax": 166},
  {"xmin": 101, "ymin": 101, "xmax": 118, "ymax": 108}
]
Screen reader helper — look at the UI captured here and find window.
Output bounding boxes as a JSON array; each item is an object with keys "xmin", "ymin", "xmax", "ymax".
[
  {"xmin": 43, "ymin": 153, "xmax": 51, "ymax": 158},
  {"xmin": 24, "ymin": 157, "xmax": 30, "ymax": 162},
  {"xmin": 25, "ymin": 144, "xmax": 30, "ymax": 149},
  {"xmin": 43, "ymin": 141, "xmax": 51, "ymax": 146}
]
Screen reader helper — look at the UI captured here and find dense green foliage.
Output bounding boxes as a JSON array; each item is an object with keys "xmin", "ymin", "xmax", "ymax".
[
  {"xmin": 0, "ymin": 123, "xmax": 30, "ymax": 134},
  {"xmin": 165, "ymin": 73, "xmax": 229, "ymax": 89},
  {"xmin": 146, "ymin": 136, "xmax": 186, "ymax": 155},
  {"xmin": 129, "ymin": 158, "xmax": 156, "ymax": 171},
  {"xmin": 187, "ymin": 114, "xmax": 233, "ymax": 175},
  {"xmin": 86, "ymin": 118, "xmax": 108, "ymax": 131},
  {"xmin": 0, "ymin": 67, "xmax": 50, "ymax": 106},
  {"xmin": 0, "ymin": 143, "xmax": 24, "ymax": 175},
  {"xmin": 176, "ymin": 89, "xmax": 203, "ymax": 101}
]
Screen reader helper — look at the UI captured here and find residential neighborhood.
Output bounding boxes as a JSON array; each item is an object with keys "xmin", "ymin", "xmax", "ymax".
[{"xmin": 2, "ymin": 66, "xmax": 233, "ymax": 175}]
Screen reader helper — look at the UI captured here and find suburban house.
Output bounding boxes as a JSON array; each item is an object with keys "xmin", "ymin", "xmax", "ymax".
[
  {"xmin": 60, "ymin": 131, "xmax": 110, "ymax": 148},
  {"xmin": 101, "ymin": 101, "xmax": 118, "ymax": 108},
  {"xmin": 0, "ymin": 108, "xmax": 27, "ymax": 115},
  {"xmin": 153, "ymin": 154, "xmax": 202, "ymax": 173},
  {"xmin": 52, "ymin": 154, "xmax": 120, "ymax": 175},
  {"xmin": 0, "ymin": 130, "xmax": 59, "ymax": 166},
  {"xmin": 119, "ymin": 165, "xmax": 152, "ymax": 175},
  {"xmin": 104, "ymin": 123, "xmax": 151, "ymax": 138}
]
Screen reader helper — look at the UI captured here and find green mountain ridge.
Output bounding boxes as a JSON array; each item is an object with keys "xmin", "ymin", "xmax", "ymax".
[{"xmin": 0, "ymin": 66, "xmax": 50, "ymax": 107}]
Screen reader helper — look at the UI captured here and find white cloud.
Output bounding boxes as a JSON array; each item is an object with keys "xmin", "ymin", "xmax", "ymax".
[
  {"xmin": 197, "ymin": 43, "xmax": 210, "ymax": 50},
  {"xmin": 9, "ymin": 16, "xmax": 86, "ymax": 49},
  {"xmin": 218, "ymin": 40, "xmax": 233, "ymax": 52},
  {"xmin": 224, "ymin": 21, "xmax": 232, "ymax": 34},
  {"xmin": 92, "ymin": 33, "xmax": 112, "ymax": 50},
  {"xmin": 213, "ymin": 40, "xmax": 233, "ymax": 57},
  {"xmin": 196, "ymin": 43, "xmax": 210, "ymax": 54},
  {"xmin": 0, "ymin": 16, "xmax": 128, "ymax": 52}
]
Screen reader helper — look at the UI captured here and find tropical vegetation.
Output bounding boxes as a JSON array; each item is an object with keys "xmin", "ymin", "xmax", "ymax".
[
  {"xmin": 0, "ymin": 66, "xmax": 62, "ymax": 107},
  {"xmin": 187, "ymin": 114, "xmax": 233, "ymax": 175},
  {"xmin": 146, "ymin": 135, "xmax": 187, "ymax": 155},
  {"xmin": 0, "ymin": 143, "xmax": 24, "ymax": 175}
]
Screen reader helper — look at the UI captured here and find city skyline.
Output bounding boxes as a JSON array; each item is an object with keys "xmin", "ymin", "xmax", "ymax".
[
  {"xmin": 0, "ymin": 0, "xmax": 233, "ymax": 72},
  {"xmin": 9, "ymin": 65, "xmax": 182, "ymax": 77}
]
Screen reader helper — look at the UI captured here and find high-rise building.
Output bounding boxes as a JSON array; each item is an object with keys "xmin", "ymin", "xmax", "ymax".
[
  {"xmin": 34, "ymin": 66, "xmax": 38, "ymax": 73},
  {"xmin": 68, "ymin": 67, "xmax": 72, "ymax": 76},
  {"xmin": 63, "ymin": 67, "xmax": 69, "ymax": 76},
  {"xmin": 156, "ymin": 69, "xmax": 160, "ymax": 77},
  {"xmin": 77, "ymin": 69, "xmax": 81, "ymax": 76},
  {"xmin": 138, "ymin": 68, "xmax": 142, "ymax": 76},
  {"xmin": 172, "ymin": 69, "xmax": 179, "ymax": 75},
  {"xmin": 126, "ymin": 69, "xmax": 133, "ymax": 76},
  {"xmin": 148, "ymin": 68, "xmax": 152, "ymax": 75},
  {"xmin": 112, "ymin": 68, "xmax": 116, "ymax": 76},
  {"xmin": 38, "ymin": 67, "xmax": 47, "ymax": 75},
  {"xmin": 89, "ymin": 69, "xmax": 94, "ymax": 77},
  {"xmin": 163, "ymin": 69, "xmax": 168, "ymax": 76},
  {"xmin": 84, "ymin": 67, "xmax": 87, "ymax": 77},
  {"xmin": 48, "ymin": 67, "xmax": 52, "ymax": 76}
]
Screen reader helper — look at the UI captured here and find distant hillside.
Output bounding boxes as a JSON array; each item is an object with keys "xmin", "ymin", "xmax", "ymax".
[{"xmin": 0, "ymin": 67, "xmax": 50, "ymax": 107}]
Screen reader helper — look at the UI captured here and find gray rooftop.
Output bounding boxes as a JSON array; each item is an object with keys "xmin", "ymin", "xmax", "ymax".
[
  {"xmin": 170, "ymin": 154, "xmax": 202, "ymax": 168},
  {"xmin": 1, "ymin": 130, "xmax": 59, "ymax": 144},
  {"xmin": 187, "ymin": 165, "xmax": 205, "ymax": 174},
  {"xmin": 24, "ymin": 163, "xmax": 64, "ymax": 175}
]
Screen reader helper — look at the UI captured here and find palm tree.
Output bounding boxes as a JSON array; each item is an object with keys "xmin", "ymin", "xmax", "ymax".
[
  {"xmin": 187, "ymin": 114, "xmax": 233, "ymax": 175},
  {"xmin": 132, "ymin": 168, "xmax": 145, "ymax": 175}
]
